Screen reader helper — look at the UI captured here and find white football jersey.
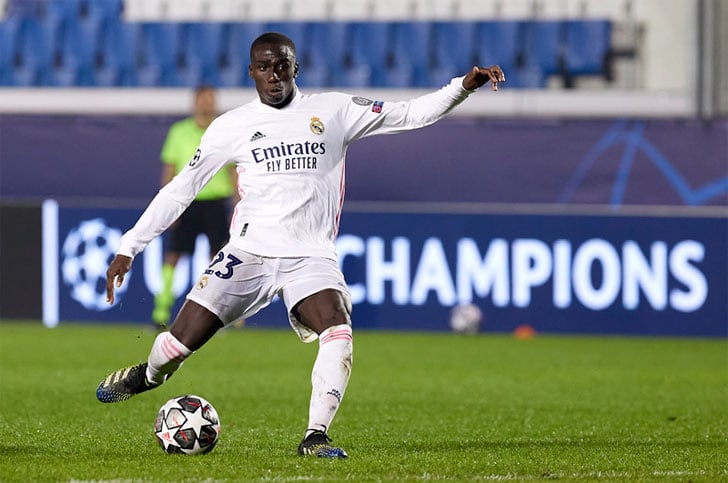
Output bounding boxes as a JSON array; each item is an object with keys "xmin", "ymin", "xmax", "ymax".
[{"xmin": 118, "ymin": 77, "xmax": 473, "ymax": 261}]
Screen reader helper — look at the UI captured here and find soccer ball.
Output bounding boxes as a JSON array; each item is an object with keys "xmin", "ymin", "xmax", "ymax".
[
  {"xmin": 449, "ymin": 303, "xmax": 483, "ymax": 334},
  {"xmin": 154, "ymin": 395, "xmax": 221, "ymax": 455}
]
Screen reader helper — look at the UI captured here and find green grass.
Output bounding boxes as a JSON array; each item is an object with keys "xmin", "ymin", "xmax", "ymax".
[{"xmin": 0, "ymin": 322, "xmax": 726, "ymax": 482}]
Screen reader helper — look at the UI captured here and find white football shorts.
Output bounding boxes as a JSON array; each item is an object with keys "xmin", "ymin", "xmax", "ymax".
[{"xmin": 186, "ymin": 244, "xmax": 351, "ymax": 343}]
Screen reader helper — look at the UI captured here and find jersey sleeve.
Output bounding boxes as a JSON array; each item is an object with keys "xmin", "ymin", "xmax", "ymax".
[
  {"xmin": 117, "ymin": 125, "xmax": 233, "ymax": 258},
  {"xmin": 340, "ymin": 76, "xmax": 474, "ymax": 144}
]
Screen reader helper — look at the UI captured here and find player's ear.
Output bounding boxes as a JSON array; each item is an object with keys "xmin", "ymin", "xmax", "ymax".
[
  {"xmin": 294, "ymin": 62, "xmax": 299, "ymax": 78},
  {"xmin": 248, "ymin": 64, "xmax": 253, "ymax": 79}
]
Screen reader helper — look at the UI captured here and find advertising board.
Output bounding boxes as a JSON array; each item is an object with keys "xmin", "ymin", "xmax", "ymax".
[{"xmin": 42, "ymin": 201, "xmax": 727, "ymax": 336}]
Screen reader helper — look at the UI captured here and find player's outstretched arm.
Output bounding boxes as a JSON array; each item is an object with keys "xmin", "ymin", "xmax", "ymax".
[
  {"xmin": 106, "ymin": 254, "xmax": 133, "ymax": 304},
  {"xmin": 462, "ymin": 65, "xmax": 506, "ymax": 91}
]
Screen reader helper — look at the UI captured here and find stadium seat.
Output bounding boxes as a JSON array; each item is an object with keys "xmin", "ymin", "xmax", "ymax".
[
  {"xmin": 54, "ymin": 16, "xmax": 101, "ymax": 86},
  {"xmin": 217, "ymin": 22, "xmax": 267, "ymax": 87},
  {"xmin": 429, "ymin": 21, "xmax": 477, "ymax": 87},
  {"xmin": 5, "ymin": 0, "xmax": 44, "ymax": 18},
  {"xmin": 266, "ymin": 21, "xmax": 307, "ymax": 46},
  {"xmin": 136, "ymin": 22, "xmax": 181, "ymax": 86},
  {"xmin": 386, "ymin": 21, "xmax": 431, "ymax": 88},
  {"xmin": 45, "ymin": 0, "xmax": 82, "ymax": 24},
  {"xmin": 0, "ymin": 14, "xmax": 597, "ymax": 89},
  {"xmin": 298, "ymin": 21, "xmax": 347, "ymax": 87},
  {"xmin": 342, "ymin": 22, "xmax": 390, "ymax": 87},
  {"xmin": 11, "ymin": 16, "xmax": 54, "ymax": 85},
  {"xmin": 0, "ymin": 20, "xmax": 19, "ymax": 85},
  {"xmin": 474, "ymin": 20, "xmax": 524, "ymax": 87},
  {"xmin": 95, "ymin": 21, "xmax": 139, "ymax": 86},
  {"xmin": 85, "ymin": 0, "xmax": 124, "ymax": 24},
  {"xmin": 47, "ymin": 0, "xmax": 82, "ymax": 43},
  {"xmin": 565, "ymin": 20, "xmax": 611, "ymax": 76},
  {"xmin": 521, "ymin": 20, "xmax": 565, "ymax": 87},
  {"xmin": 177, "ymin": 22, "xmax": 225, "ymax": 87}
]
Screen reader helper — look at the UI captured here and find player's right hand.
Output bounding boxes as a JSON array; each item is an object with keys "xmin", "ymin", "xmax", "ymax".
[{"xmin": 106, "ymin": 254, "xmax": 133, "ymax": 304}]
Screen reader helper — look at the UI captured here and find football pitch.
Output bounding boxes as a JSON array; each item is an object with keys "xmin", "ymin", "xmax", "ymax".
[{"xmin": 0, "ymin": 322, "xmax": 726, "ymax": 482}]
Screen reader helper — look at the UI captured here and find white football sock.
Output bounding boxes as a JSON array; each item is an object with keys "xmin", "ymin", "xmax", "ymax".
[
  {"xmin": 146, "ymin": 332, "xmax": 192, "ymax": 385},
  {"xmin": 305, "ymin": 325, "xmax": 353, "ymax": 438}
]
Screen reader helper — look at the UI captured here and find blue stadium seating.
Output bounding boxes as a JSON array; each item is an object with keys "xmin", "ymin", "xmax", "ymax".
[
  {"xmin": 85, "ymin": 0, "xmax": 123, "ymax": 25},
  {"xmin": 0, "ymin": 2, "xmax": 613, "ymax": 90},
  {"xmin": 266, "ymin": 21, "xmax": 307, "ymax": 47},
  {"xmin": 298, "ymin": 22, "xmax": 348, "ymax": 88},
  {"xmin": 474, "ymin": 20, "xmax": 524, "ymax": 86},
  {"xmin": 565, "ymin": 20, "xmax": 611, "ymax": 76},
  {"xmin": 95, "ymin": 21, "xmax": 139, "ymax": 86},
  {"xmin": 55, "ymin": 16, "xmax": 100, "ymax": 86},
  {"xmin": 519, "ymin": 20, "xmax": 564, "ymax": 87},
  {"xmin": 0, "ymin": 19, "xmax": 19, "ymax": 85},
  {"xmin": 341, "ymin": 22, "xmax": 390, "ymax": 87},
  {"xmin": 136, "ymin": 22, "xmax": 181, "ymax": 87},
  {"xmin": 11, "ymin": 17, "xmax": 55, "ymax": 86},
  {"xmin": 429, "ymin": 21, "xmax": 477, "ymax": 87},
  {"xmin": 387, "ymin": 21, "xmax": 431, "ymax": 87},
  {"xmin": 5, "ymin": 0, "xmax": 44, "ymax": 18},
  {"xmin": 219, "ymin": 22, "xmax": 267, "ymax": 87},
  {"xmin": 177, "ymin": 22, "xmax": 225, "ymax": 87},
  {"xmin": 45, "ymin": 0, "xmax": 82, "ymax": 26}
]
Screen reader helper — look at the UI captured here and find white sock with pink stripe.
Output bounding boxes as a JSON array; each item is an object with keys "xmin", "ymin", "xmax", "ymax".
[
  {"xmin": 146, "ymin": 332, "xmax": 192, "ymax": 385},
  {"xmin": 305, "ymin": 324, "xmax": 353, "ymax": 438}
]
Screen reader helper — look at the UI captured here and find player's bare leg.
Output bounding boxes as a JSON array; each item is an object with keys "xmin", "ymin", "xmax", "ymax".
[
  {"xmin": 96, "ymin": 300, "xmax": 223, "ymax": 403},
  {"xmin": 295, "ymin": 289, "xmax": 352, "ymax": 458}
]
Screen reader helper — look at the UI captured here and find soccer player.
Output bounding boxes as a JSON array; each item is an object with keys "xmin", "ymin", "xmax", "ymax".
[
  {"xmin": 96, "ymin": 32, "xmax": 505, "ymax": 458},
  {"xmin": 152, "ymin": 85, "xmax": 239, "ymax": 327}
]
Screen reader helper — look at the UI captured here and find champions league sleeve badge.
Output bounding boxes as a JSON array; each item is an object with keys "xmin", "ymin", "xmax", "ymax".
[
  {"xmin": 351, "ymin": 96, "xmax": 383, "ymax": 113},
  {"xmin": 188, "ymin": 148, "xmax": 202, "ymax": 167},
  {"xmin": 310, "ymin": 116, "xmax": 325, "ymax": 135}
]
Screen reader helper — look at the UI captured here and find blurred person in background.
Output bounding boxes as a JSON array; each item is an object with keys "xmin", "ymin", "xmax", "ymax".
[
  {"xmin": 98, "ymin": 32, "xmax": 505, "ymax": 458},
  {"xmin": 152, "ymin": 85, "xmax": 239, "ymax": 328}
]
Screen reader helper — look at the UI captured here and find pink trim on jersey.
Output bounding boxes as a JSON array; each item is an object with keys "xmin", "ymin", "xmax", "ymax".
[
  {"xmin": 236, "ymin": 166, "xmax": 247, "ymax": 200},
  {"xmin": 231, "ymin": 165, "xmax": 247, "ymax": 235},
  {"xmin": 333, "ymin": 161, "xmax": 346, "ymax": 239},
  {"xmin": 320, "ymin": 327, "xmax": 352, "ymax": 345}
]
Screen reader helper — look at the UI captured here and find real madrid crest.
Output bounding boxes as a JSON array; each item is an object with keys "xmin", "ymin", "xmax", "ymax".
[
  {"xmin": 310, "ymin": 116, "xmax": 325, "ymax": 135},
  {"xmin": 196, "ymin": 275, "xmax": 208, "ymax": 290}
]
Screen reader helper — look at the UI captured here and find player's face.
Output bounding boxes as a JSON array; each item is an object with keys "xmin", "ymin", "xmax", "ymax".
[{"xmin": 249, "ymin": 43, "xmax": 298, "ymax": 108}]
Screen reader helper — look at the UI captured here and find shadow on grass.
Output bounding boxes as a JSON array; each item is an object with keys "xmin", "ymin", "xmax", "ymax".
[{"xmin": 0, "ymin": 444, "xmax": 45, "ymax": 456}]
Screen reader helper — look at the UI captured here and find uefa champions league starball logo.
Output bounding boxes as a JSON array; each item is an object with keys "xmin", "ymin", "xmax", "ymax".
[{"xmin": 61, "ymin": 218, "xmax": 128, "ymax": 310}]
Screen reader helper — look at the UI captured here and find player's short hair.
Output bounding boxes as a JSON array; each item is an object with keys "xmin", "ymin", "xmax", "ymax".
[{"xmin": 250, "ymin": 32, "xmax": 297, "ymax": 62}]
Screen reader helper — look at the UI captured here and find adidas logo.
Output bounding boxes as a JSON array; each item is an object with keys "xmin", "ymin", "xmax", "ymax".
[{"xmin": 250, "ymin": 131, "xmax": 266, "ymax": 142}]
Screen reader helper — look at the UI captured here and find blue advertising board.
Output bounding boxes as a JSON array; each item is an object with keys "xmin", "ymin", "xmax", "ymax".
[{"xmin": 43, "ymin": 201, "xmax": 727, "ymax": 336}]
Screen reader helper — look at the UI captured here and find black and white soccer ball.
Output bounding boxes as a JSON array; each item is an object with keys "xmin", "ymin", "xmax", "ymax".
[
  {"xmin": 449, "ymin": 303, "xmax": 483, "ymax": 334},
  {"xmin": 154, "ymin": 395, "xmax": 221, "ymax": 455}
]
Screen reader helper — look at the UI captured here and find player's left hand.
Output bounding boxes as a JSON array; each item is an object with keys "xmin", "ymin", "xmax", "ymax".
[
  {"xmin": 106, "ymin": 254, "xmax": 133, "ymax": 305},
  {"xmin": 462, "ymin": 65, "xmax": 506, "ymax": 91}
]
